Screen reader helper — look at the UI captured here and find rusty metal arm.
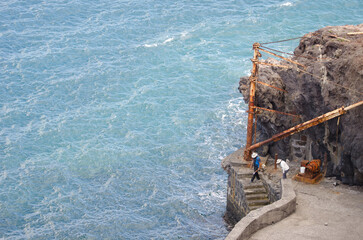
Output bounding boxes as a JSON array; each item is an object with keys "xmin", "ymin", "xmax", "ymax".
[
  {"xmin": 253, "ymin": 106, "xmax": 300, "ymax": 118},
  {"xmin": 256, "ymin": 61, "xmax": 291, "ymax": 70},
  {"xmin": 259, "ymin": 47, "xmax": 306, "ymax": 69},
  {"xmin": 256, "ymin": 80, "xmax": 288, "ymax": 93},
  {"xmin": 247, "ymin": 101, "xmax": 363, "ymax": 152}
]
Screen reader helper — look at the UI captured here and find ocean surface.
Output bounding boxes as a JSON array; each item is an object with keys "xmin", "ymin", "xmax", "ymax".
[{"xmin": 1, "ymin": 0, "xmax": 362, "ymax": 239}]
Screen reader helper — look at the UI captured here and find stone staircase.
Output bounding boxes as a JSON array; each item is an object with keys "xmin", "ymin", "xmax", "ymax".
[
  {"xmin": 224, "ymin": 150, "xmax": 272, "ymax": 217},
  {"xmin": 244, "ymin": 183, "xmax": 270, "ymax": 211},
  {"xmin": 235, "ymin": 168, "xmax": 271, "ymax": 212}
]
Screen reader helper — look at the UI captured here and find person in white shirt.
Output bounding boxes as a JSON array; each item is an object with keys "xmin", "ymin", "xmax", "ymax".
[{"xmin": 277, "ymin": 159, "xmax": 289, "ymax": 179}]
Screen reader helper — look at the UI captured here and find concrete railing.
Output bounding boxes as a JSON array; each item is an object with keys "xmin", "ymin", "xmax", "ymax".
[{"xmin": 225, "ymin": 179, "xmax": 296, "ymax": 240}]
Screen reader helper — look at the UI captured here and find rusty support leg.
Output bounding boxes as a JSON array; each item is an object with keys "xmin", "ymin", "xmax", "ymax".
[{"xmin": 244, "ymin": 43, "xmax": 260, "ymax": 161}]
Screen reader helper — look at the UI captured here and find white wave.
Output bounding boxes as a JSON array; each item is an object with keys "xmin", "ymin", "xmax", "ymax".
[
  {"xmin": 180, "ymin": 31, "xmax": 190, "ymax": 39},
  {"xmin": 143, "ymin": 34, "xmax": 178, "ymax": 48},
  {"xmin": 197, "ymin": 189, "xmax": 226, "ymax": 204},
  {"xmin": 223, "ymin": 97, "xmax": 248, "ymax": 126},
  {"xmin": 142, "ymin": 26, "xmax": 197, "ymax": 48},
  {"xmin": 280, "ymin": 2, "xmax": 293, "ymax": 7},
  {"xmin": 5, "ymin": 136, "xmax": 11, "ymax": 145},
  {"xmin": 143, "ymin": 37, "xmax": 174, "ymax": 48},
  {"xmin": 163, "ymin": 37, "xmax": 174, "ymax": 44},
  {"xmin": 144, "ymin": 43, "xmax": 158, "ymax": 48}
]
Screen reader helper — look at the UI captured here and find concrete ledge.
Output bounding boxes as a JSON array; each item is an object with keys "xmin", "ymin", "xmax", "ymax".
[{"xmin": 225, "ymin": 179, "xmax": 296, "ymax": 240}]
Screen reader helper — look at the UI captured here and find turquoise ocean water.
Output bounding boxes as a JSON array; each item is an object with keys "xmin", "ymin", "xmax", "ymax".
[{"xmin": 1, "ymin": 0, "xmax": 362, "ymax": 239}]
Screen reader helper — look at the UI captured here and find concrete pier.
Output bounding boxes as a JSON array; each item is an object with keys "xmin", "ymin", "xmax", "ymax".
[{"xmin": 222, "ymin": 149, "xmax": 296, "ymax": 240}]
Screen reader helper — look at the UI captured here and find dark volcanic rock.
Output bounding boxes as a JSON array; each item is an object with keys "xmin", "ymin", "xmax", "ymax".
[{"xmin": 239, "ymin": 24, "xmax": 363, "ymax": 185}]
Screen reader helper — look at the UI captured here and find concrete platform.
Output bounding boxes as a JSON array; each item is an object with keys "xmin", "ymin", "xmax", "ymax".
[
  {"xmin": 223, "ymin": 148, "xmax": 363, "ymax": 240},
  {"xmin": 248, "ymin": 178, "xmax": 363, "ymax": 240}
]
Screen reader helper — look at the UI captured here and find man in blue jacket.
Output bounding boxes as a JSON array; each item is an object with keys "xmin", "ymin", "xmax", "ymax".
[{"xmin": 250, "ymin": 152, "xmax": 261, "ymax": 182}]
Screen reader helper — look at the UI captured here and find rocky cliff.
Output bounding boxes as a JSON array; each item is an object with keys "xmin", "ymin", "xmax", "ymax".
[{"xmin": 239, "ymin": 24, "xmax": 363, "ymax": 185}]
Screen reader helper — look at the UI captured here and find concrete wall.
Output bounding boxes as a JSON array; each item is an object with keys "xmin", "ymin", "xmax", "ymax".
[
  {"xmin": 261, "ymin": 179, "xmax": 280, "ymax": 203},
  {"xmin": 226, "ymin": 167, "xmax": 249, "ymax": 223},
  {"xmin": 225, "ymin": 179, "xmax": 296, "ymax": 240},
  {"xmin": 226, "ymin": 166, "xmax": 281, "ymax": 224}
]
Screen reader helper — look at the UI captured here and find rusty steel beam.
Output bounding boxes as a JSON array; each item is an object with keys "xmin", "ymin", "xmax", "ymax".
[
  {"xmin": 256, "ymin": 61, "xmax": 291, "ymax": 70},
  {"xmin": 247, "ymin": 101, "xmax": 363, "ymax": 152},
  {"xmin": 244, "ymin": 43, "xmax": 261, "ymax": 161},
  {"xmin": 257, "ymin": 80, "xmax": 288, "ymax": 93},
  {"xmin": 259, "ymin": 47, "xmax": 306, "ymax": 69},
  {"xmin": 253, "ymin": 106, "xmax": 300, "ymax": 118}
]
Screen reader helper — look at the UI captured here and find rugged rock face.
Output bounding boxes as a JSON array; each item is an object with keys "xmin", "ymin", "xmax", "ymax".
[{"xmin": 239, "ymin": 24, "xmax": 363, "ymax": 185}]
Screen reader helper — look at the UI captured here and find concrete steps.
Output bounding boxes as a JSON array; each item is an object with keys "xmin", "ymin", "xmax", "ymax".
[
  {"xmin": 243, "ymin": 182, "xmax": 271, "ymax": 211},
  {"xmin": 249, "ymin": 205, "xmax": 267, "ymax": 211},
  {"xmin": 244, "ymin": 183, "xmax": 264, "ymax": 189},
  {"xmin": 247, "ymin": 198, "xmax": 270, "ymax": 206},
  {"xmin": 246, "ymin": 193, "xmax": 269, "ymax": 201},
  {"xmin": 226, "ymin": 150, "xmax": 272, "ymax": 213},
  {"xmin": 236, "ymin": 168, "xmax": 253, "ymax": 180},
  {"xmin": 237, "ymin": 173, "xmax": 253, "ymax": 180},
  {"xmin": 244, "ymin": 187, "xmax": 267, "ymax": 194}
]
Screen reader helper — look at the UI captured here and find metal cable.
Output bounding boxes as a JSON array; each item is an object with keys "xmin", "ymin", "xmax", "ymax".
[
  {"xmin": 260, "ymin": 45, "xmax": 329, "ymax": 61},
  {"xmin": 295, "ymin": 67, "xmax": 363, "ymax": 96},
  {"xmin": 260, "ymin": 37, "xmax": 305, "ymax": 45},
  {"xmin": 257, "ymin": 45, "xmax": 363, "ymax": 96},
  {"xmin": 260, "ymin": 45, "xmax": 295, "ymax": 56}
]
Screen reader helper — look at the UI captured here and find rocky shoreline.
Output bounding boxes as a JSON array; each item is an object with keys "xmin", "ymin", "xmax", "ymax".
[{"xmin": 239, "ymin": 24, "xmax": 363, "ymax": 185}]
